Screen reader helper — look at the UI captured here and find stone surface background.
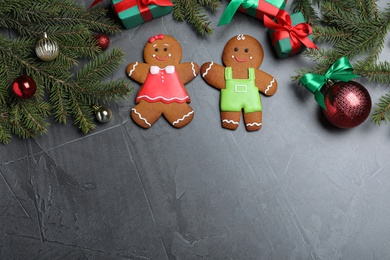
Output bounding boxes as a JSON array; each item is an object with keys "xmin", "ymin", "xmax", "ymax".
[{"xmin": 1, "ymin": 0, "xmax": 390, "ymax": 259}]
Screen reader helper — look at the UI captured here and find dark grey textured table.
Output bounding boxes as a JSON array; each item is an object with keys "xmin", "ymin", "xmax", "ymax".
[{"xmin": 1, "ymin": 0, "xmax": 390, "ymax": 259}]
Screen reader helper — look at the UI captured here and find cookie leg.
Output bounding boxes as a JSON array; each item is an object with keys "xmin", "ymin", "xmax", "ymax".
[
  {"xmin": 221, "ymin": 111, "xmax": 241, "ymax": 130},
  {"xmin": 244, "ymin": 111, "xmax": 262, "ymax": 131},
  {"xmin": 131, "ymin": 100, "xmax": 162, "ymax": 128},
  {"xmin": 163, "ymin": 103, "xmax": 194, "ymax": 128}
]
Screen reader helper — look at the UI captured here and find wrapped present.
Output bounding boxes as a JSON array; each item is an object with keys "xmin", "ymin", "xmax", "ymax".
[
  {"xmin": 112, "ymin": 0, "xmax": 173, "ymax": 29},
  {"xmin": 218, "ymin": 0, "xmax": 286, "ymax": 26},
  {"xmin": 264, "ymin": 11, "xmax": 317, "ymax": 58}
]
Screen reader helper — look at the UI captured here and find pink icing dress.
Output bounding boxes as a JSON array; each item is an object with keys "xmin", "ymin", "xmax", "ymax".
[{"xmin": 136, "ymin": 65, "xmax": 190, "ymax": 104}]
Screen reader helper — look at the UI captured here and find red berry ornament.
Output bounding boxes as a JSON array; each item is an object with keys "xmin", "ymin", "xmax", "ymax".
[
  {"xmin": 322, "ymin": 81, "xmax": 371, "ymax": 128},
  {"xmin": 94, "ymin": 34, "xmax": 110, "ymax": 50},
  {"xmin": 12, "ymin": 75, "xmax": 37, "ymax": 99}
]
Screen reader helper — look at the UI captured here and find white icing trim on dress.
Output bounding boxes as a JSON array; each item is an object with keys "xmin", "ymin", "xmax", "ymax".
[
  {"xmin": 246, "ymin": 122, "xmax": 262, "ymax": 127},
  {"xmin": 202, "ymin": 62, "xmax": 213, "ymax": 77},
  {"xmin": 128, "ymin": 62, "xmax": 138, "ymax": 76},
  {"xmin": 132, "ymin": 108, "xmax": 151, "ymax": 127},
  {"xmin": 172, "ymin": 110, "xmax": 194, "ymax": 125},
  {"xmin": 222, "ymin": 119, "xmax": 239, "ymax": 125},
  {"xmin": 264, "ymin": 78, "xmax": 275, "ymax": 94},
  {"xmin": 191, "ymin": 62, "xmax": 196, "ymax": 77},
  {"xmin": 137, "ymin": 95, "xmax": 189, "ymax": 102}
]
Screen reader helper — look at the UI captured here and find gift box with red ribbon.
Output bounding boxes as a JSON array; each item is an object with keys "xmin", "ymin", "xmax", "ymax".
[
  {"xmin": 112, "ymin": 0, "xmax": 173, "ymax": 29},
  {"xmin": 218, "ymin": 0, "xmax": 286, "ymax": 26},
  {"xmin": 264, "ymin": 11, "xmax": 317, "ymax": 58}
]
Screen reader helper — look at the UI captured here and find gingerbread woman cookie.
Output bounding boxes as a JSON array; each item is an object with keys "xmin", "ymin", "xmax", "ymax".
[
  {"xmin": 126, "ymin": 34, "xmax": 200, "ymax": 128},
  {"xmin": 200, "ymin": 34, "xmax": 277, "ymax": 131}
]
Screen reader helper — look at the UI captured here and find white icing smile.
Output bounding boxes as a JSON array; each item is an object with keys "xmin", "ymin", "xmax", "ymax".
[
  {"xmin": 153, "ymin": 53, "xmax": 172, "ymax": 60},
  {"xmin": 231, "ymin": 55, "xmax": 252, "ymax": 62}
]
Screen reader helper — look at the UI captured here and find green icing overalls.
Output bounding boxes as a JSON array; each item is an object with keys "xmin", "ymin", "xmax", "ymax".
[{"xmin": 221, "ymin": 67, "xmax": 262, "ymax": 113}]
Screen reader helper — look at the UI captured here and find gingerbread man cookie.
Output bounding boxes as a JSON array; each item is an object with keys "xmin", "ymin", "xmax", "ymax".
[
  {"xmin": 126, "ymin": 34, "xmax": 200, "ymax": 128},
  {"xmin": 200, "ymin": 34, "xmax": 277, "ymax": 131}
]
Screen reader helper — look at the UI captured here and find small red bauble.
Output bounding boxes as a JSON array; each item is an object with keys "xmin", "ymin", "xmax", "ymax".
[
  {"xmin": 94, "ymin": 34, "xmax": 110, "ymax": 50},
  {"xmin": 12, "ymin": 75, "xmax": 37, "ymax": 99},
  {"xmin": 322, "ymin": 81, "xmax": 371, "ymax": 128}
]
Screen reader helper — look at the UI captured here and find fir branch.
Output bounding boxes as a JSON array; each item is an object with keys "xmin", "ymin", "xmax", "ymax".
[
  {"xmin": 75, "ymin": 48, "xmax": 124, "ymax": 85},
  {"xmin": 0, "ymin": 0, "xmax": 131, "ymax": 143},
  {"xmin": 49, "ymin": 84, "xmax": 69, "ymax": 124},
  {"xmin": 197, "ymin": 0, "xmax": 220, "ymax": 12},
  {"xmin": 19, "ymin": 101, "xmax": 50, "ymax": 134},
  {"xmin": 312, "ymin": 26, "xmax": 352, "ymax": 44},
  {"xmin": 9, "ymin": 103, "xmax": 38, "ymax": 139},
  {"xmin": 0, "ymin": 109, "xmax": 11, "ymax": 144},
  {"xmin": 372, "ymin": 93, "xmax": 390, "ymax": 125},
  {"xmin": 173, "ymin": 0, "xmax": 218, "ymax": 35},
  {"xmin": 355, "ymin": 60, "xmax": 390, "ymax": 85},
  {"xmin": 291, "ymin": 0, "xmax": 320, "ymax": 26},
  {"xmin": 68, "ymin": 91, "xmax": 96, "ymax": 133},
  {"xmin": 0, "ymin": 0, "xmax": 121, "ymax": 37}
]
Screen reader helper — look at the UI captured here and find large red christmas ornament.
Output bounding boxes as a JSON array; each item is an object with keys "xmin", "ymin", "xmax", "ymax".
[
  {"xmin": 12, "ymin": 75, "xmax": 37, "ymax": 99},
  {"xmin": 94, "ymin": 34, "xmax": 110, "ymax": 50},
  {"xmin": 322, "ymin": 81, "xmax": 371, "ymax": 128},
  {"xmin": 300, "ymin": 57, "xmax": 372, "ymax": 129}
]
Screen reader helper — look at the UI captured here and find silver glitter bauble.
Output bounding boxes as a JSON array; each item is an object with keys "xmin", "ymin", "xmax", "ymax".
[
  {"xmin": 93, "ymin": 105, "xmax": 112, "ymax": 123},
  {"xmin": 35, "ymin": 32, "xmax": 59, "ymax": 61}
]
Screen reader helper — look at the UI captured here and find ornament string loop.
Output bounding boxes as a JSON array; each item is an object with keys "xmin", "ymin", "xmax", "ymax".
[
  {"xmin": 299, "ymin": 57, "xmax": 359, "ymax": 109},
  {"xmin": 218, "ymin": 0, "xmax": 258, "ymax": 26},
  {"xmin": 263, "ymin": 10, "xmax": 317, "ymax": 54}
]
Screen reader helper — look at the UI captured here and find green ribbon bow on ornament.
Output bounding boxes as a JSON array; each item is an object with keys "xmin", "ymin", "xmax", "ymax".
[
  {"xmin": 218, "ymin": 0, "xmax": 258, "ymax": 26},
  {"xmin": 299, "ymin": 56, "xmax": 359, "ymax": 109}
]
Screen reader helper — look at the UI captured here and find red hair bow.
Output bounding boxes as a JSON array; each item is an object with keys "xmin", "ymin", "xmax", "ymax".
[{"xmin": 149, "ymin": 34, "xmax": 164, "ymax": 43}]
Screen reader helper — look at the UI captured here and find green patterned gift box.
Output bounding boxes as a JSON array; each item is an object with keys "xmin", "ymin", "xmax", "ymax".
[
  {"xmin": 218, "ymin": 0, "xmax": 287, "ymax": 26},
  {"xmin": 112, "ymin": 0, "xmax": 173, "ymax": 29},
  {"xmin": 265, "ymin": 11, "xmax": 316, "ymax": 58}
]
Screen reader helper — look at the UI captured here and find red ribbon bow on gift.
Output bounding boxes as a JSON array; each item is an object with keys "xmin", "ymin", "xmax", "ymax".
[{"xmin": 263, "ymin": 10, "xmax": 317, "ymax": 54}]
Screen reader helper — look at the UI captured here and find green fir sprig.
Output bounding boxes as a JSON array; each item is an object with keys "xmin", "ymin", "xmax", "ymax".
[
  {"xmin": 0, "ymin": 0, "xmax": 131, "ymax": 144},
  {"xmin": 291, "ymin": 0, "xmax": 390, "ymax": 125},
  {"xmin": 173, "ymin": 0, "xmax": 220, "ymax": 35}
]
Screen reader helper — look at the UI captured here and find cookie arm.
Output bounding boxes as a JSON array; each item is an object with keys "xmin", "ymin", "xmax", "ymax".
[
  {"xmin": 200, "ymin": 62, "xmax": 226, "ymax": 90},
  {"xmin": 255, "ymin": 70, "xmax": 278, "ymax": 96},
  {"xmin": 176, "ymin": 62, "xmax": 200, "ymax": 84},
  {"xmin": 126, "ymin": 62, "xmax": 151, "ymax": 84}
]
